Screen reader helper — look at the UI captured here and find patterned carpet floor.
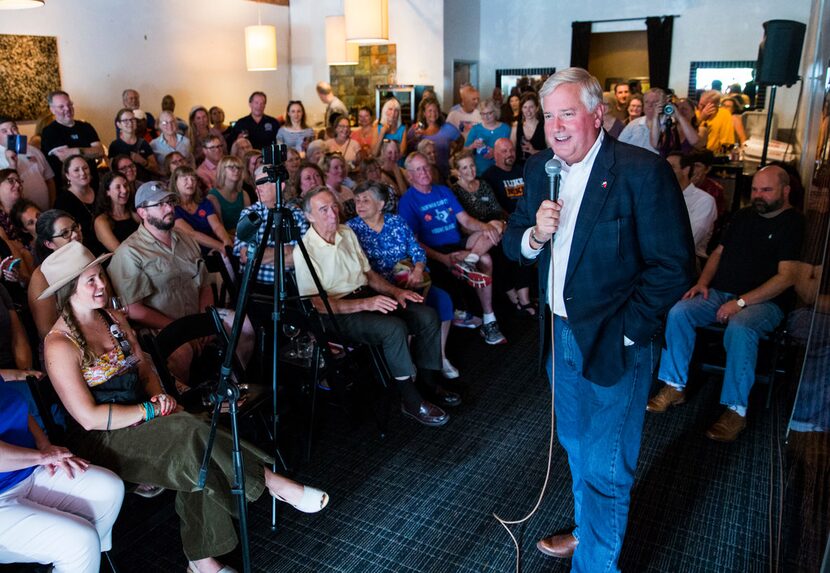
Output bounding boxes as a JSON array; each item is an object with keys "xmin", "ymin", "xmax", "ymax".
[{"xmin": 111, "ymin": 312, "xmax": 782, "ymax": 572}]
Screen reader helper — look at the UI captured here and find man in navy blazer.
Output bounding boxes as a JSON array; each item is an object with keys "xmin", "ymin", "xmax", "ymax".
[{"xmin": 503, "ymin": 68, "xmax": 695, "ymax": 571}]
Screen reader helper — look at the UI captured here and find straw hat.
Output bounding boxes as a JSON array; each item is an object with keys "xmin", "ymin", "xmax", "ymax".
[{"xmin": 38, "ymin": 241, "xmax": 112, "ymax": 300}]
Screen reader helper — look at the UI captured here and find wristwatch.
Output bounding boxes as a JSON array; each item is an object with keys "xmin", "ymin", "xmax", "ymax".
[
  {"xmin": 530, "ymin": 228, "xmax": 550, "ymax": 247},
  {"xmin": 736, "ymin": 298, "xmax": 747, "ymax": 309}
]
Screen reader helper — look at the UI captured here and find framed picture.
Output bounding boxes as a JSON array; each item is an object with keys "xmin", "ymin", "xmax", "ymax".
[{"xmin": 0, "ymin": 34, "xmax": 61, "ymax": 121}]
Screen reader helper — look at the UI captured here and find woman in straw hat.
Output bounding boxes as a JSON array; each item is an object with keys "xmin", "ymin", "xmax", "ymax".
[{"xmin": 41, "ymin": 242, "xmax": 328, "ymax": 573}]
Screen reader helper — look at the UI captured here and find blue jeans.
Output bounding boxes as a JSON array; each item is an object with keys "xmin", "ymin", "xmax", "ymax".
[
  {"xmin": 548, "ymin": 316, "xmax": 655, "ymax": 573},
  {"xmin": 657, "ymin": 288, "xmax": 784, "ymax": 409}
]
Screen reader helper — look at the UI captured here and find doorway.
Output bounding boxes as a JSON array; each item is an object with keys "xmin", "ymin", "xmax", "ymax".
[{"xmin": 453, "ymin": 60, "xmax": 479, "ymax": 105}]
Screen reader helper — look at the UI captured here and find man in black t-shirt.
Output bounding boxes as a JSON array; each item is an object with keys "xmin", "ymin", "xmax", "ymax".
[
  {"xmin": 648, "ymin": 165, "xmax": 805, "ymax": 442},
  {"xmin": 40, "ymin": 90, "xmax": 103, "ymax": 190},
  {"xmin": 481, "ymin": 138, "xmax": 525, "ymax": 213},
  {"xmin": 228, "ymin": 91, "xmax": 281, "ymax": 150}
]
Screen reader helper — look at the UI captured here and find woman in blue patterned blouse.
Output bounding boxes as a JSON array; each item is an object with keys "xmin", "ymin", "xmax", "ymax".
[{"xmin": 347, "ymin": 181, "xmax": 459, "ymax": 379}]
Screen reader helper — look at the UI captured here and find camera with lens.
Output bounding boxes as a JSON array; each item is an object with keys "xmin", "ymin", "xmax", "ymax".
[{"xmin": 662, "ymin": 103, "xmax": 675, "ymax": 117}]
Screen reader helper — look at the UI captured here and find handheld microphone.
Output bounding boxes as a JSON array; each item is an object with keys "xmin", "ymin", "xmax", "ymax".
[
  {"xmin": 236, "ymin": 211, "xmax": 263, "ymax": 244},
  {"xmin": 545, "ymin": 158, "xmax": 562, "ymax": 202}
]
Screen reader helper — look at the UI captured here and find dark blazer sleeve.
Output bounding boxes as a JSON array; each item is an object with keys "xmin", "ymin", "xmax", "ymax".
[{"xmin": 503, "ymin": 148, "xmax": 553, "ymax": 266}]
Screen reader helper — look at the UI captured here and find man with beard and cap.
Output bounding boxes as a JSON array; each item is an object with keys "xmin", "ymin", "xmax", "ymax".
[
  {"xmin": 648, "ymin": 165, "xmax": 805, "ymax": 442},
  {"xmin": 108, "ymin": 181, "xmax": 254, "ymax": 385}
]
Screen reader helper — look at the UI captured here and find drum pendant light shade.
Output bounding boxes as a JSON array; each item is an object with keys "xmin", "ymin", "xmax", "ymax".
[
  {"xmin": 326, "ymin": 16, "xmax": 359, "ymax": 65},
  {"xmin": 344, "ymin": 0, "xmax": 389, "ymax": 45},
  {"xmin": 0, "ymin": 0, "xmax": 45, "ymax": 9},
  {"xmin": 245, "ymin": 25, "xmax": 277, "ymax": 71}
]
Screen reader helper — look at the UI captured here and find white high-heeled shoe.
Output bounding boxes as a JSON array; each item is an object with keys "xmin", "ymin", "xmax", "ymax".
[{"xmin": 274, "ymin": 485, "xmax": 329, "ymax": 513}]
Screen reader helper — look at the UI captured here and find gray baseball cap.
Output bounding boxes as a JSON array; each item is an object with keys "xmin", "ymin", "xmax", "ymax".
[{"xmin": 135, "ymin": 181, "xmax": 175, "ymax": 208}]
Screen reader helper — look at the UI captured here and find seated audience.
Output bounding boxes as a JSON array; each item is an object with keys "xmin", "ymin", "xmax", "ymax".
[
  {"xmin": 619, "ymin": 88, "xmax": 663, "ymax": 154},
  {"xmin": 161, "ymin": 151, "xmax": 189, "ymax": 178},
  {"xmin": 109, "ymin": 108, "xmax": 158, "ymax": 181},
  {"xmin": 172, "ymin": 165, "xmax": 233, "ymax": 255},
  {"xmin": 207, "ymin": 156, "xmax": 251, "ymax": 235},
  {"xmin": 150, "ymin": 110, "xmax": 193, "ymax": 166},
  {"xmin": 293, "ymin": 187, "xmax": 454, "ymax": 425},
  {"xmin": 326, "ymin": 117, "xmax": 361, "ymax": 168},
  {"xmin": 0, "ymin": 379, "xmax": 124, "ymax": 573},
  {"xmin": 9, "ymin": 198, "xmax": 40, "ymax": 249},
  {"xmin": 93, "ymin": 171, "xmax": 140, "ymax": 252},
  {"xmin": 190, "ymin": 105, "xmax": 227, "ymax": 165},
  {"xmin": 481, "ymin": 138, "xmax": 526, "ymax": 213},
  {"xmin": 41, "ymin": 241, "xmax": 327, "ymax": 573},
  {"xmin": 416, "ymin": 140, "xmax": 445, "ymax": 186},
  {"xmin": 351, "ymin": 106, "xmax": 378, "ymax": 159},
  {"xmin": 40, "ymin": 90, "xmax": 104, "ymax": 190},
  {"xmin": 111, "ymin": 154, "xmax": 143, "ymax": 193},
  {"xmin": 284, "ymin": 162, "xmax": 324, "ymax": 239},
  {"xmin": 405, "ymin": 97, "xmax": 461, "ymax": 180},
  {"xmin": 510, "ymin": 93, "xmax": 546, "ymax": 166},
  {"xmin": 321, "ymin": 152, "xmax": 355, "ymax": 221},
  {"xmin": 0, "ymin": 116, "xmax": 56, "ymax": 210},
  {"xmin": 690, "ymin": 149, "xmax": 728, "ymax": 220},
  {"xmin": 242, "ymin": 149, "xmax": 263, "ymax": 202},
  {"xmin": 305, "ymin": 139, "xmax": 327, "ymax": 167},
  {"xmin": 625, "ymin": 94, "xmax": 643, "ymax": 125},
  {"xmin": 446, "ymin": 85, "xmax": 482, "ymax": 139},
  {"xmin": 400, "ymin": 153, "xmax": 507, "ymax": 345},
  {"xmin": 372, "ymin": 98, "xmax": 407, "ymax": 157},
  {"xmin": 666, "ymin": 152, "xmax": 717, "ymax": 260},
  {"xmin": 230, "ymin": 137, "xmax": 253, "ymax": 160},
  {"xmin": 195, "ymin": 135, "xmax": 225, "ymax": 190},
  {"xmin": 358, "ymin": 157, "xmax": 398, "ymax": 213},
  {"xmin": 54, "ymin": 156, "xmax": 104, "ymax": 255},
  {"xmin": 29, "ymin": 209, "xmax": 82, "ymax": 338},
  {"xmin": 347, "ymin": 181, "xmax": 460, "ymax": 379},
  {"xmin": 228, "ymin": 92, "xmax": 281, "ymax": 151},
  {"xmin": 277, "ymin": 100, "xmax": 315, "ymax": 155},
  {"xmin": 284, "ymin": 147, "xmax": 301, "ymax": 184},
  {"xmin": 108, "ymin": 181, "xmax": 253, "ymax": 384},
  {"xmin": 378, "ymin": 139, "xmax": 409, "ymax": 196},
  {"xmin": 209, "ymin": 106, "xmax": 231, "ymax": 141},
  {"xmin": 648, "ymin": 166, "xmax": 804, "ymax": 442},
  {"xmin": 234, "ymin": 164, "xmax": 292, "ymax": 281},
  {"xmin": 465, "ymin": 99, "xmax": 510, "ymax": 176}
]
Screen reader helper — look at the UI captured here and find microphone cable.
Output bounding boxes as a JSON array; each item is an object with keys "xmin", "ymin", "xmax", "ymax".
[{"xmin": 493, "ymin": 160, "xmax": 561, "ymax": 573}]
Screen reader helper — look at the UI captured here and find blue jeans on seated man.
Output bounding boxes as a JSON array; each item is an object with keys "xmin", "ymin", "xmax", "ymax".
[
  {"xmin": 657, "ymin": 288, "xmax": 784, "ymax": 413},
  {"xmin": 547, "ymin": 316, "xmax": 655, "ymax": 573}
]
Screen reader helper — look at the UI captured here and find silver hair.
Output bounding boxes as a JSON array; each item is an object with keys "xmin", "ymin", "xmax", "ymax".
[
  {"xmin": 403, "ymin": 151, "xmax": 428, "ymax": 171},
  {"xmin": 302, "ymin": 186, "xmax": 334, "ymax": 214},
  {"xmin": 538, "ymin": 67, "xmax": 603, "ymax": 113},
  {"xmin": 352, "ymin": 181, "xmax": 388, "ymax": 203}
]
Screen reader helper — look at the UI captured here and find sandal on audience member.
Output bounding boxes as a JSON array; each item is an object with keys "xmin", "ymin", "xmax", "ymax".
[
  {"xmin": 186, "ymin": 562, "xmax": 237, "ymax": 573},
  {"xmin": 273, "ymin": 485, "xmax": 329, "ymax": 513}
]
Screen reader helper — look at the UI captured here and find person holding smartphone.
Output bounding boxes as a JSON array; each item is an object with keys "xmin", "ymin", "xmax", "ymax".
[{"xmin": 0, "ymin": 117, "xmax": 56, "ymax": 210}]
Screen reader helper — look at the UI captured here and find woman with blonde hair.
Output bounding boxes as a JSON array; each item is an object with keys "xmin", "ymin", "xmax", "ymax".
[
  {"xmin": 207, "ymin": 155, "xmax": 251, "ymax": 234},
  {"xmin": 372, "ymin": 97, "xmax": 407, "ymax": 157}
]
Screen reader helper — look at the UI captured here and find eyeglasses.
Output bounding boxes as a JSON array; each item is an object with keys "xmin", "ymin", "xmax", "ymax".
[
  {"xmin": 160, "ymin": 120, "xmax": 175, "ymax": 126},
  {"xmin": 204, "ymin": 145, "xmax": 222, "ymax": 151},
  {"xmin": 224, "ymin": 165, "xmax": 242, "ymax": 171},
  {"xmin": 480, "ymin": 111, "xmax": 495, "ymax": 117},
  {"xmin": 119, "ymin": 118, "xmax": 137, "ymax": 124},
  {"xmin": 51, "ymin": 222, "xmax": 80, "ymax": 240},
  {"xmin": 2, "ymin": 177, "xmax": 22, "ymax": 186},
  {"xmin": 142, "ymin": 197, "xmax": 179, "ymax": 208}
]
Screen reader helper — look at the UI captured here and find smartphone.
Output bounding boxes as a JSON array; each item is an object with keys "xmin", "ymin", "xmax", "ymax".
[{"xmin": 6, "ymin": 134, "xmax": 27, "ymax": 155}]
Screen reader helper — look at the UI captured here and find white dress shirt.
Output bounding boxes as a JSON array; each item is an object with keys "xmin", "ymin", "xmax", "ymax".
[
  {"xmin": 521, "ymin": 131, "xmax": 605, "ymax": 317},
  {"xmin": 682, "ymin": 183, "xmax": 718, "ymax": 258}
]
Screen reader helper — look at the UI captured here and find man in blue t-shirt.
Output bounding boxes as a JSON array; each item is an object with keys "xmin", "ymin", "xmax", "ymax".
[{"xmin": 399, "ymin": 152, "xmax": 508, "ymax": 345}]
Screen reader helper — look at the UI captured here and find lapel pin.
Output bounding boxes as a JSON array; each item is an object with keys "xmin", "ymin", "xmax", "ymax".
[{"xmin": 601, "ymin": 180, "xmax": 607, "ymax": 188}]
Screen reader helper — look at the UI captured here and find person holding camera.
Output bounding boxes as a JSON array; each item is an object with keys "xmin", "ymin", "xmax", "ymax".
[
  {"xmin": 618, "ymin": 88, "xmax": 664, "ymax": 154},
  {"xmin": 620, "ymin": 89, "xmax": 701, "ymax": 157}
]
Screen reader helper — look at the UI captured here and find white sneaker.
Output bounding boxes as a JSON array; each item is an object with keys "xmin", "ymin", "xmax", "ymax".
[
  {"xmin": 441, "ymin": 358, "xmax": 459, "ymax": 379},
  {"xmin": 463, "ymin": 253, "xmax": 480, "ymax": 265}
]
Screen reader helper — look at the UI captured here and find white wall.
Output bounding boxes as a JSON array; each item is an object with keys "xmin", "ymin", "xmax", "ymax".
[
  {"xmin": 473, "ymin": 0, "xmax": 812, "ymax": 128},
  {"xmin": 0, "ymin": 0, "xmax": 290, "ymax": 143},
  {"xmin": 443, "ymin": 0, "xmax": 480, "ymax": 107},
  {"xmin": 289, "ymin": 0, "xmax": 445, "ymax": 126}
]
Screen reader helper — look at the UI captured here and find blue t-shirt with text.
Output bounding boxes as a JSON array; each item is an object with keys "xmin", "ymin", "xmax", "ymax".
[{"xmin": 399, "ymin": 185, "xmax": 464, "ymax": 248}]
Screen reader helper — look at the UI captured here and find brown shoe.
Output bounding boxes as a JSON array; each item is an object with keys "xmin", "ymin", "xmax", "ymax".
[
  {"xmin": 646, "ymin": 384, "xmax": 686, "ymax": 413},
  {"xmin": 705, "ymin": 409, "xmax": 747, "ymax": 442},
  {"xmin": 536, "ymin": 532, "xmax": 578, "ymax": 559}
]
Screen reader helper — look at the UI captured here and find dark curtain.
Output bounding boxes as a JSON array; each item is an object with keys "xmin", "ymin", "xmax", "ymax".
[
  {"xmin": 571, "ymin": 21, "xmax": 592, "ymax": 69},
  {"xmin": 646, "ymin": 16, "xmax": 674, "ymax": 89}
]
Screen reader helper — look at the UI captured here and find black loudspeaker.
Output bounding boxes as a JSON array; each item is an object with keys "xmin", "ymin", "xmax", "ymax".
[{"xmin": 755, "ymin": 20, "xmax": 806, "ymax": 87}]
